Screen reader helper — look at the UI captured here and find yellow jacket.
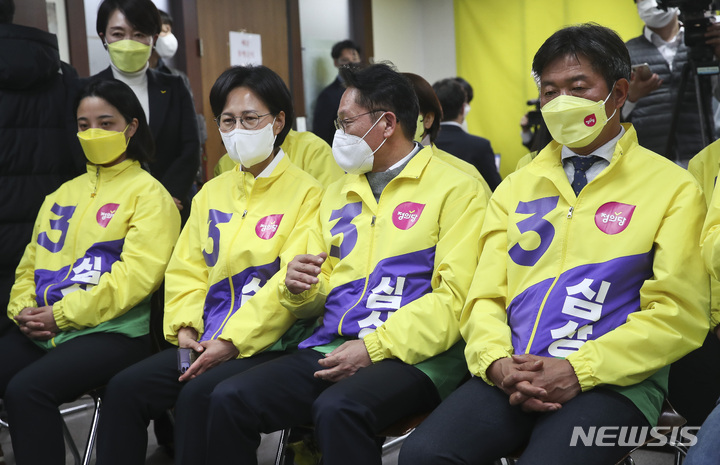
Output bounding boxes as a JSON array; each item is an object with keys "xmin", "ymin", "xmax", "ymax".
[
  {"xmin": 279, "ymin": 145, "xmax": 488, "ymax": 397},
  {"xmin": 432, "ymin": 144, "xmax": 492, "ymax": 198},
  {"xmin": 462, "ymin": 125, "xmax": 708, "ymax": 422},
  {"xmin": 9, "ymin": 160, "xmax": 180, "ymax": 348},
  {"xmin": 214, "ymin": 129, "xmax": 345, "ymax": 188},
  {"xmin": 690, "ymin": 142, "xmax": 720, "ymax": 329},
  {"xmin": 164, "ymin": 152, "xmax": 323, "ymax": 356}
]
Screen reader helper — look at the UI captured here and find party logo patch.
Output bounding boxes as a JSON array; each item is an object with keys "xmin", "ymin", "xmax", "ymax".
[
  {"xmin": 256, "ymin": 214, "xmax": 283, "ymax": 240},
  {"xmin": 392, "ymin": 202, "xmax": 425, "ymax": 230},
  {"xmin": 594, "ymin": 202, "xmax": 635, "ymax": 235},
  {"xmin": 96, "ymin": 203, "xmax": 119, "ymax": 228}
]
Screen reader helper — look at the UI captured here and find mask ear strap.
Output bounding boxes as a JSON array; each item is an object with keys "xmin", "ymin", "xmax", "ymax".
[
  {"xmin": 361, "ymin": 111, "xmax": 388, "ymax": 139},
  {"xmin": 604, "ymin": 81, "xmax": 618, "ymax": 121},
  {"xmin": 603, "ymin": 81, "xmax": 617, "ymax": 104}
]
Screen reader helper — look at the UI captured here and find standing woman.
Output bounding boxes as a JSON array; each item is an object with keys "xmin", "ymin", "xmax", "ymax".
[
  {"xmin": 402, "ymin": 72, "xmax": 492, "ymax": 196},
  {"xmin": 89, "ymin": 0, "xmax": 200, "ymax": 222},
  {"xmin": 0, "ymin": 79, "xmax": 180, "ymax": 464},
  {"xmin": 95, "ymin": 65, "xmax": 323, "ymax": 465}
]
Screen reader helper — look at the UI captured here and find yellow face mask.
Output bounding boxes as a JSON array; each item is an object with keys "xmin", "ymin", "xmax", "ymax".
[
  {"xmin": 77, "ymin": 127, "xmax": 130, "ymax": 165},
  {"xmin": 414, "ymin": 114, "xmax": 425, "ymax": 143},
  {"xmin": 107, "ymin": 39, "xmax": 152, "ymax": 73},
  {"xmin": 540, "ymin": 85, "xmax": 616, "ymax": 148}
]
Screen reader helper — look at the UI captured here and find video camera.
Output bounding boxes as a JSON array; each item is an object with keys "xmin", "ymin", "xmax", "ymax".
[
  {"xmin": 526, "ymin": 98, "xmax": 542, "ymax": 127},
  {"xmin": 657, "ymin": 0, "xmax": 717, "ymax": 61}
]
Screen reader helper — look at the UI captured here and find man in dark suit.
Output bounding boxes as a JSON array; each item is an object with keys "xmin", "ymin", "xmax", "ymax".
[
  {"xmin": 311, "ymin": 39, "xmax": 361, "ymax": 146},
  {"xmin": 433, "ymin": 78, "xmax": 502, "ymax": 191}
]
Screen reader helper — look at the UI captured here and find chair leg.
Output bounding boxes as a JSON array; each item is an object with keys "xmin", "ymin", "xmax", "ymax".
[
  {"xmin": 381, "ymin": 431, "xmax": 413, "ymax": 452},
  {"xmin": 81, "ymin": 391, "xmax": 102, "ymax": 465},
  {"xmin": 674, "ymin": 444, "xmax": 687, "ymax": 465},
  {"xmin": 275, "ymin": 428, "xmax": 291, "ymax": 465},
  {"xmin": 62, "ymin": 417, "xmax": 82, "ymax": 465}
]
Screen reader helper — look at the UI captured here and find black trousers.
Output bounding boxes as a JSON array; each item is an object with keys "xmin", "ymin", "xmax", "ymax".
[
  {"xmin": 0, "ymin": 324, "xmax": 150, "ymax": 464},
  {"xmin": 95, "ymin": 347, "xmax": 285, "ymax": 465},
  {"xmin": 206, "ymin": 348, "xmax": 441, "ymax": 465},
  {"xmin": 398, "ymin": 376, "xmax": 649, "ymax": 465}
]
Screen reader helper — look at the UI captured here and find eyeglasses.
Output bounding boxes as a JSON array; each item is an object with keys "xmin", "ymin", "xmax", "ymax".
[
  {"xmin": 215, "ymin": 111, "xmax": 273, "ymax": 132},
  {"xmin": 334, "ymin": 110, "xmax": 387, "ymax": 133}
]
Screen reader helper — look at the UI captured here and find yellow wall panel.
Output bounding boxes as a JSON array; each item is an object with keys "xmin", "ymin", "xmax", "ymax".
[{"xmin": 455, "ymin": 0, "xmax": 643, "ymax": 177}]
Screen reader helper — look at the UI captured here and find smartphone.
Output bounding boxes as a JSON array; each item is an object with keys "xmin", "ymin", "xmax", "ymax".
[
  {"xmin": 632, "ymin": 63, "xmax": 652, "ymax": 81},
  {"xmin": 177, "ymin": 347, "xmax": 199, "ymax": 374}
]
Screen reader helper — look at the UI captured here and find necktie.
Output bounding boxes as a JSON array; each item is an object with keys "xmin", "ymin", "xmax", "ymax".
[{"xmin": 570, "ymin": 156, "xmax": 598, "ymax": 196}]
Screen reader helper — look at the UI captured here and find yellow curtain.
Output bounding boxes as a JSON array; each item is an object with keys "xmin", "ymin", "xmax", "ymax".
[{"xmin": 454, "ymin": 0, "xmax": 643, "ymax": 177}]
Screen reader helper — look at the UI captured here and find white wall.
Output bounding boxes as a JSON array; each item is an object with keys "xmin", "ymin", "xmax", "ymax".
[
  {"xmin": 371, "ymin": 0, "xmax": 456, "ymax": 86},
  {"xmin": 298, "ymin": 0, "xmax": 352, "ymax": 129},
  {"xmin": 47, "ymin": 0, "xmax": 70, "ymax": 62}
]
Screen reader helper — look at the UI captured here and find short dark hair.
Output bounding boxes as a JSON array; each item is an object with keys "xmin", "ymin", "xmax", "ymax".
[
  {"xmin": 339, "ymin": 62, "xmax": 419, "ymax": 141},
  {"xmin": 158, "ymin": 9, "xmax": 173, "ymax": 28},
  {"xmin": 0, "ymin": 0, "xmax": 14, "ymax": 24},
  {"xmin": 75, "ymin": 79, "xmax": 155, "ymax": 164},
  {"xmin": 96, "ymin": 0, "xmax": 162, "ymax": 38},
  {"xmin": 532, "ymin": 23, "xmax": 631, "ymax": 92},
  {"xmin": 402, "ymin": 72, "xmax": 443, "ymax": 143},
  {"xmin": 433, "ymin": 78, "xmax": 466, "ymax": 122},
  {"xmin": 209, "ymin": 66, "xmax": 295, "ymax": 148},
  {"xmin": 331, "ymin": 39, "xmax": 361, "ymax": 60},
  {"xmin": 453, "ymin": 76, "xmax": 473, "ymax": 104}
]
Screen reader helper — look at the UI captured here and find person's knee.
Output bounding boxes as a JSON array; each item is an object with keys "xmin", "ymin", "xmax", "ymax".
[
  {"xmin": 176, "ymin": 375, "xmax": 216, "ymax": 413},
  {"xmin": 209, "ymin": 378, "xmax": 259, "ymax": 425},
  {"xmin": 398, "ymin": 433, "xmax": 435, "ymax": 465},
  {"xmin": 312, "ymin": 388, "xmax": 372, "ymax": 429},
  {"xmin": 104, "ymin": 369, "xmax": 143, "ymax": 404}
]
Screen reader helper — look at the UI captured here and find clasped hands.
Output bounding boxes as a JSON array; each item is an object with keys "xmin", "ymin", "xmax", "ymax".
[
  {"xmin": 177, "ymin": 327, "xmax": 239, "ymax": 382},
  {"xmin": 15, "ymin": 306, "xmax": 59, "ymax": 340},
  {"xmin": 487, "ymin": 354, "xmax": 581, "ymax": 413}
]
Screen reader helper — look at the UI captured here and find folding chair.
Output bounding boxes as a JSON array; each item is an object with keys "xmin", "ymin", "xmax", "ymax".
[
  {"xmin": 0, "ymin": 389, "xmax": 102, "ymax": 465},
  {"xmin": 274, "ymin": 410, "xmax": 432, "ymax": 465}
]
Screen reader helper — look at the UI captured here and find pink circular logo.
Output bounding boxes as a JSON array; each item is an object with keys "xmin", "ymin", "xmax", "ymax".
[
  {"xmin": 584, "ymin": 114, "xmax": 597, "ymax": 127},
  {"xmin": 96, "ymin": 203, "xmax": 119, "ymax": 228},
  {"xmin": 392, "ymin": 202, "xmax": 425, "ymax": 230},
  {"xmin": 594, "ymin": 202, "xmax": 635, "ymax": 235},
  {"xmin": 256, "ymin": 214, "xmax": 283, "ymax": 240}
]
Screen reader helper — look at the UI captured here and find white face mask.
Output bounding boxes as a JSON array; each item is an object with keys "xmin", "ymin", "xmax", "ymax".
[
  {"xmin": 220, "ymin": 118, "xmax": 277, "ymax": 168},
  {"xmin": 637, "ymin": 0, "xmax": 679, "ymax": 29},
  {"xmin": 332, "ymin": 112, "xmax": 387, "ymax": 175},
  {"xmin": 463, "ymin": 103, "xmax": 471, "ymax": 118},
  {"xmin": 155, "ymin": 33, "xmax": 179, "ymax": 60}
]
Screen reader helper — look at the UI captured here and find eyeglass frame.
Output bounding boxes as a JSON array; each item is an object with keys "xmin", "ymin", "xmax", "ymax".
[
  {"xmin": 334, "ymin": 109, "xmax": 388, "ymax": 133},
  {"xmin": 214, "ymin": 111, "xmax": 274, "ymax": 132}
]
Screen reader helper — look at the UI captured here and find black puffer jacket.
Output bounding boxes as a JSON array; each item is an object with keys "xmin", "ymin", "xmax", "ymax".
[
  {"xmin": 0, "ymin": 23, "xmax": 83, "ymax": 331},
  {"xmin": 626, "ymin": 34, "xmax": 707, "ymax": 161}
]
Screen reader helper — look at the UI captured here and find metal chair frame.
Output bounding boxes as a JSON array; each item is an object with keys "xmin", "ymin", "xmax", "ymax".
[
  {"xmin": 274, "ymin": 411, "xmax": 430, "ymax": 465},
  {"xmin": 0, "ymin": 390, "xmax": 102, "ymax": 465}
]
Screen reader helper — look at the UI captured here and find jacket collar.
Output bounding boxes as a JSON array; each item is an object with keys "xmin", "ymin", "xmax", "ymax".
[
  {"xmin": 231, "ymin": 150, "xmax": 291, "ymax": 193},
  {"xmin": 339, "ymin": 144, "xmax": 432, "ymax": 206},
  {"xmin": 530, "ymin": 123, "xmax": 638, "ymax": 199},
  {"xmin": 85, "ymin": 158, "xmax": 138, "ymax": 180}
]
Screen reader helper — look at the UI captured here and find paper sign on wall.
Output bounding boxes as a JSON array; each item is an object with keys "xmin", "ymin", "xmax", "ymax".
[{"xmin": 229, "ymin": 31, "xmax": 262, "ymax": 66}]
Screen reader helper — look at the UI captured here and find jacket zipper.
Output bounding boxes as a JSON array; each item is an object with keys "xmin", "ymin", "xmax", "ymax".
[
  {"xmin": 46, "ymin": 167, "xmax": 101, "ymax": 345},
  {"xmin": 212, "ymin": 177, "xmax": 251, "ymax": 340},
  {"xmin": 337, "ymin": 183, "xmax": 380, "ymax": 336},
  {"xmin": 525, "ymin": 199, "xmax": 576, "ymax": 353}
]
